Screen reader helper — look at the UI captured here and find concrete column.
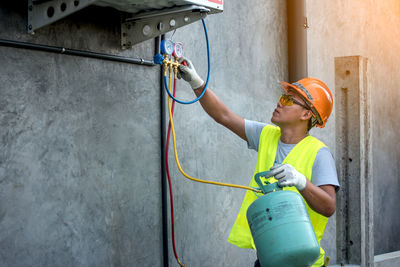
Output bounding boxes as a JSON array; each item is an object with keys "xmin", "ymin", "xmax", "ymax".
[{"xmin": 335, "ymin": 56, "xmax": 373, "ymax": 266}]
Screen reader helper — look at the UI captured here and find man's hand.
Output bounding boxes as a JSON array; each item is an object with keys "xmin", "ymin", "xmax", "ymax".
[
  {"xmin": 268, "ymin": 163, "xmax": 307, "ymax": 191},
  {"xmin": 177, "ymin": 57, "xmax": 204, "ymax": 90}
]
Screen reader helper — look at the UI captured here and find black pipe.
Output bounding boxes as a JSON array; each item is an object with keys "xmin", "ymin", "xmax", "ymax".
[
  {"xmin": 157, "ymin": 34, "xmax": 169, "ymax": 267},
  {"xmin": 0, "ymin": 39, "xmax": 156, "ymax": 66}
]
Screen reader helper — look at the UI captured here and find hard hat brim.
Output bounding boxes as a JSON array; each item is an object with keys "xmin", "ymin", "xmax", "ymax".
[{"xmin": 280, "ymin": 81, "xmax": 311, "ymax": 104}]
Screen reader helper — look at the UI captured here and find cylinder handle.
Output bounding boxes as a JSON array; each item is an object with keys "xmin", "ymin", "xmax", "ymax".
[{"xmin": 254, "ymin": 170, "xmax": 282, "ymax": 195}]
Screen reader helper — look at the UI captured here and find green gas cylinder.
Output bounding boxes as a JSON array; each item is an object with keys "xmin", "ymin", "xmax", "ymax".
[{"xmin": 247, "ymin": 171, "xmax": 320, "ymax": 267}]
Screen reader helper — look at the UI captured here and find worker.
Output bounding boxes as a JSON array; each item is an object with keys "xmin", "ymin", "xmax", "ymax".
[{"xmin": 177, "ymin": 57, "xmax": 339, "ymax": 267}]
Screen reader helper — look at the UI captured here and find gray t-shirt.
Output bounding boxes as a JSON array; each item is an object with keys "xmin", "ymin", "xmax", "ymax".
[{"xmin": 245, "ymin": 119, "xmax": 340, "ymax": 189}]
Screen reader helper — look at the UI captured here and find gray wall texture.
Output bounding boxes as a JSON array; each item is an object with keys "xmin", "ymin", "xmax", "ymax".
[
  {"xmin": 306, "ymin": 0, "xmax": 400, "ymax": 256},
  {"xmin": 0, "ymin": 3, "xmax": 162, "ymax": 267}
]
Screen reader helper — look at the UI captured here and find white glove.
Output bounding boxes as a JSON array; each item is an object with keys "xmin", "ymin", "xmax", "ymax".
[
  {"xmin": 268, "ymin": 163, "xmax": 307, "ymax": 191},
  {"xmin": 177, "ymin": 57, "xmax": 204, "ymax": 90}
]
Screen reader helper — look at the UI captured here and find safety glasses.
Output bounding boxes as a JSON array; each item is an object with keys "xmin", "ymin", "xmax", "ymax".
[{"xmin": 279, "ymin": 94, "xmax": 310, "ymax": 110}]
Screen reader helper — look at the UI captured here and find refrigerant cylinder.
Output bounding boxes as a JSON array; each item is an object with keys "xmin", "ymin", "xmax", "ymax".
[{"xmin": 247, "ymin": 184, "xmax": 320, "ymax": 267}]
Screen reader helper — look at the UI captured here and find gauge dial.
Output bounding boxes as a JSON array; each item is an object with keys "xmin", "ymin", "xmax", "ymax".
[
  {"xmin": 161, "ymin": 39, "xmax": 174, "ymax": 55},
  {"xmin": 172, "ymin": 42, "xmax": 184, "ymax": 58}
]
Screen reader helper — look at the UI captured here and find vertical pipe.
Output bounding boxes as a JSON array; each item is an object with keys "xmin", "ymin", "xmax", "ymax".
[
  {"xmin": 287, "ymin": 0, "xmax": 308, "ymax": 83},
  {"xmin": 157, "ymin": 34, "xmax": 169, "ymax": 267}
]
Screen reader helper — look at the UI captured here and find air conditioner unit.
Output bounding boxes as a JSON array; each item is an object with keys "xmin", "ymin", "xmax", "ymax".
[
  {"xmin": 28, "ymin": 0, "xmax": 223, "ymax": 47},
  {"xmin": 94, "ymin": 0, "xmax": 222, "ymax": 14}
]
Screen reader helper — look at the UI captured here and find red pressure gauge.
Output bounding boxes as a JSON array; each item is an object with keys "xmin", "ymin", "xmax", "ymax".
[{"xmin": 172, "ymin": 42, "xmax": 184, "ymax": 58}]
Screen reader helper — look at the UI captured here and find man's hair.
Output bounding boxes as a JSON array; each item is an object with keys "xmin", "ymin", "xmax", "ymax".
[
  {"xmin": 307, "ymin": 117, "xmax": 318, "ymax": 131},
  {"xmin": 295, "ymin": 92, "xmax": 316, "ymax": 132}
]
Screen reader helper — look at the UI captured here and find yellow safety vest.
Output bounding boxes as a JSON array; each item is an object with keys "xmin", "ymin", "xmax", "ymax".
[{"xmin": 228, "ymin": 125, "xmax": 329, "ymax": 267}]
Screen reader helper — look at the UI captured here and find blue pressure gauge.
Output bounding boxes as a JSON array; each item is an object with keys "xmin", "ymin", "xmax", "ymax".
[
  {"xmin": 173, "ymin": 42, "xmax": 184, "ymax": 58},
  {"xmin": 161, "ymin": 39, "xmax": 174, "ymax": 55}
]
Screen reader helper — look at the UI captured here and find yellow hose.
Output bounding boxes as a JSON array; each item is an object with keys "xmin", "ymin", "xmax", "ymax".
[{"xmin": 166, "ymin": 73, "xmax": 261, "ymax": 194}]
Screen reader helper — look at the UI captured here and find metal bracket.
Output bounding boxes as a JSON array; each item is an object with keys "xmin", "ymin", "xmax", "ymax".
[
  {"xmin": 121, "ymin": 5, "xmax": 209, "ymax": 49},
  {"xmin": 28, "ymin": 0, "xmax": 96, "ymax": 33},
  {"xmin": 27, "ymin": 1, "xmax": 210, "ymax": 47}
]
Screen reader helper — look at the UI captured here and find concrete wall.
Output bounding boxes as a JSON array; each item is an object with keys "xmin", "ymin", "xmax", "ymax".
[
  {"xmin": 0, "ymin": 3, "xmax": 162, "ymax": 267},
  {"xmin": 306, "ymin": 0, "xmax": 400, "ymax": 256},
  {"xmin": 0, "ymin": 1, "xmax": 296, "ymax": 266}
]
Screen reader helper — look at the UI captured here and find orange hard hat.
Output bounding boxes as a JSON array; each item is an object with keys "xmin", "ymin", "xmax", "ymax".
[{"xmin": 280, "ymin": 78, "xmax": 333, "ymax": 128}]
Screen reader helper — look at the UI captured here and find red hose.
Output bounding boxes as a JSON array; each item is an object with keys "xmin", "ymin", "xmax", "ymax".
[{"xmin": 166, "ymin": 78, "xmax": 185, "ymax": 266}]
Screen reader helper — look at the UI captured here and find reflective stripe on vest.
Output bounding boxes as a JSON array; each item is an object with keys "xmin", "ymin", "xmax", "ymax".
[{"xmin": 228, "ymin": 125, "xmax": 329, "ymax": 267}]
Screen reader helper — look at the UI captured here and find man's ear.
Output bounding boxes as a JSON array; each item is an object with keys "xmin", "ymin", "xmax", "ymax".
[{"xmin": 300, "ymin": 109, "xmax": 313, "ymax": 121}]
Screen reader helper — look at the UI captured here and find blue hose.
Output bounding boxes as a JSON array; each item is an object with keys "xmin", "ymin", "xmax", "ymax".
[{"xmin": 164, "ymin": 18, "xmax": 210, "ymax": 104}]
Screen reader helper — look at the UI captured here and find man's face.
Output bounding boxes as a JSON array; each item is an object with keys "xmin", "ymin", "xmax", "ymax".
[{"xmin": 271, "ymin": 90, "xmax": 310, "ymax": 127}]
